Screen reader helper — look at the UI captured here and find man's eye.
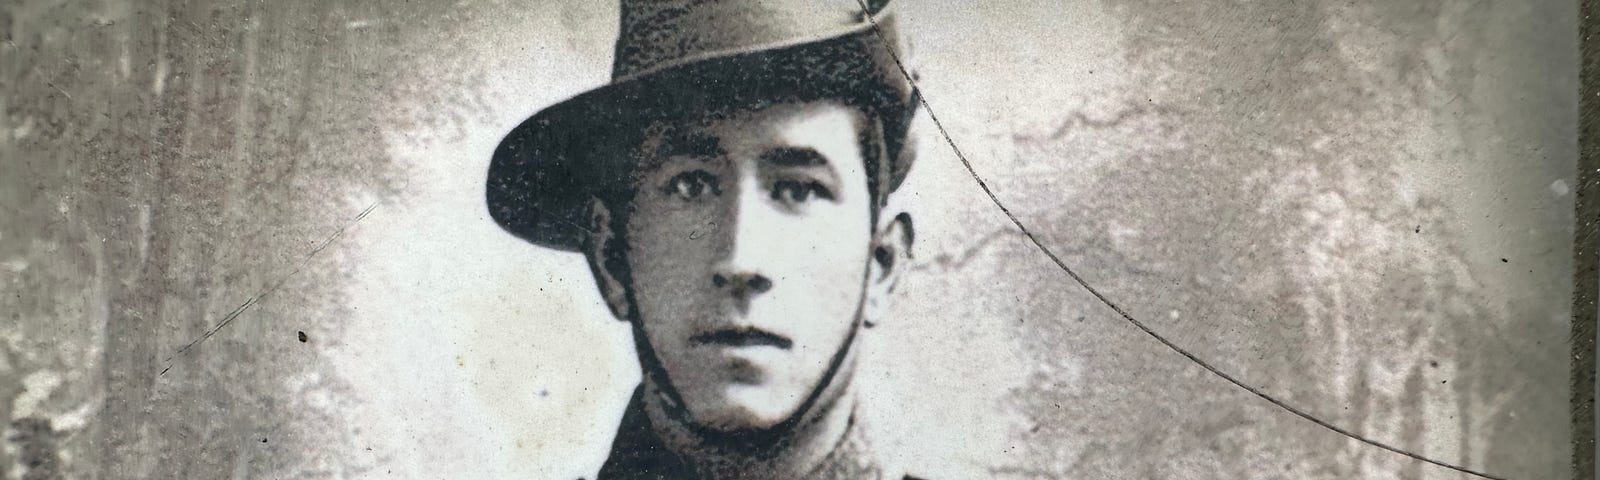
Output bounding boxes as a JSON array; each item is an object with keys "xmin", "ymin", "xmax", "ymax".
[
  {"xmin": 771, "ymin": 180, "xmax": 832, "ymax": 204},
  {"xmin": 664, "ymin": 171, "xmax": 719, "ymax": 200}
]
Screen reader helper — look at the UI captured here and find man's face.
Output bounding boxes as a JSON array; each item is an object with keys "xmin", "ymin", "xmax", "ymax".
[{"xmin": 620, "ymin": 100, "xmax": 875, "ymax": 432}]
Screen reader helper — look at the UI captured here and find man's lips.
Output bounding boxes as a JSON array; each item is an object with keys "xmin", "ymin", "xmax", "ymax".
[{"xmin": 690, "ymin": 327, "xmax": 793, "ymax": 349}]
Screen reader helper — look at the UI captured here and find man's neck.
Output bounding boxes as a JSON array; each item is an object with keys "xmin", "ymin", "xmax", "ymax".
[
  {"xmin": 598, "ymin": 343, "xmax": 902, "ymax": 480},
  {"xmin": 640, "ymin": 374, "xmax": 862, "ymax": 479}
]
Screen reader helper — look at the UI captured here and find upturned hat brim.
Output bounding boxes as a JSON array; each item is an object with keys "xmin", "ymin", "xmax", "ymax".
[{"xmin": 486, "ymin": 18, "xmax": 917, "ymax": 251}]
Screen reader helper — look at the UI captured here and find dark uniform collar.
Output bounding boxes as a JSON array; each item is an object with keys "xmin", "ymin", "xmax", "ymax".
[
  {"xmin": 595, "ymin": 387, "xmax": 691, "ymax": 479},
  {"xmin": 595, "ymin": 387, "xmax": 926, "ymax": 480}
]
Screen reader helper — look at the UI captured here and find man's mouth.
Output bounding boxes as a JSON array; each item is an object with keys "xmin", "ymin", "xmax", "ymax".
[{"xmin": 690, "ymin": 327, "xmax": 793, "ymax": 349}]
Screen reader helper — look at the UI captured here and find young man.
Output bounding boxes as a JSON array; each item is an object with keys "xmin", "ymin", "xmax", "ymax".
[{"xmin": 486, "ymin": 1, "xmax": 923, "ymax": 478}]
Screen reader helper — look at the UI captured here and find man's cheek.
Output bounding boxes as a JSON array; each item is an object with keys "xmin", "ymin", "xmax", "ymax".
[
  {"xmin": 629, "ymin": 248, "xmax": 710, "ymax": 323},
  {"xmin": 794, "ymin": 211, "xmax": 871, "ymax": 280},
  {"xmin": 785, "ymin": 219, "xmax": 869, "ymax": 319}
]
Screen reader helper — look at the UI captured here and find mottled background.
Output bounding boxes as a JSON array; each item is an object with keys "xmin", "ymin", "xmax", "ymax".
[{"xmin": 0, "ymin": 0, "xmax": 1580, "ymax": 479}]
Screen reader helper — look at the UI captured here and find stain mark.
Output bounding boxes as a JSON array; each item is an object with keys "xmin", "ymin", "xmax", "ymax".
[
  {"xmin": 854, "ymin": 3, "xmax": 1507, "ymax": 479},
  {"xmin": 297, "ymin": 331, "xmax": 308, "ymax": 343},
  {"xmin": 159, "ymin": 201, "xmax": 381, "ymax": 376}
]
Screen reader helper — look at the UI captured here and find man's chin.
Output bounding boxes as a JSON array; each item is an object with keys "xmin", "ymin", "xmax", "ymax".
[{"xmin": 684, "ymin": 385, "xmax": 802, "ymax": 434}]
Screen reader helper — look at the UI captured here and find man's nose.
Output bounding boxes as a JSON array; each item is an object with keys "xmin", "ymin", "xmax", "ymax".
[
  {"xmin": 710, "ymin": 173, "xmax": 779, "ymax": 297},
  {"xmin": 710, "ymin": 271, "xmax": 772, "ymax": 295}
]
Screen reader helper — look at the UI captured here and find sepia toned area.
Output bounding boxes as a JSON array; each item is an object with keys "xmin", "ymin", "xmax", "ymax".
[{"xmin": 0, "ymin": 1, "xmax": 1576, "ymax": 479}]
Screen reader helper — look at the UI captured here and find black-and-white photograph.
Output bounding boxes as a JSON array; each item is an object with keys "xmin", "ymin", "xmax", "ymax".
[{"xmin": 2, "ymin": 0, "xmax": 1591, "ymax": 479}]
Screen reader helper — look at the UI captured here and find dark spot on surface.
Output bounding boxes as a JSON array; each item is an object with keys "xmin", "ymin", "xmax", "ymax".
[
  {"xmin": 1501, "ymin": 258, "xmax": 1508, "ymax": 263},
  {"xmin": 297, "ymin": 331, "xmax": 307, "ymax": 342},
  {"xmin": 1415, "ymin": 225, "xmax": 1420, "ymax": 233},
  {"xmin": 10, "ymin": 417, "xmax": 59, "ymax": 480},
  {"xmin": 261, "ymin": 437, "xmax": 268, "ymax": 443},
  {"xmin": 1429, "ymin": 360, "xmax": 1438, "ymax": 367}
]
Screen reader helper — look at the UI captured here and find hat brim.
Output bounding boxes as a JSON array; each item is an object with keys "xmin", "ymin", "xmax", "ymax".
[{"xmin": 486, "ymin": 21, "xmax": 916, "ymax": 251}]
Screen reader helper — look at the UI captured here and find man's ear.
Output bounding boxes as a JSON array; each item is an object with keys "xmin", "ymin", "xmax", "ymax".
[
  {"xmin": 863, "ymin": 211, "xmax": 914, "ymax": 328},
  {"xmin": 584, "ymin": 198, "xmax": 631, "ymax": 321}
]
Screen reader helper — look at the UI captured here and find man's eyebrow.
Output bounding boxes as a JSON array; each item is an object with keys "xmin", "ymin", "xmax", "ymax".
[
  {"xmin": 760, "ymin": 147, "xmax": 828, "ymax": 167},
  {"xmin": 659, "ymin": 131, "xmax": 724, "ymax": 158}
]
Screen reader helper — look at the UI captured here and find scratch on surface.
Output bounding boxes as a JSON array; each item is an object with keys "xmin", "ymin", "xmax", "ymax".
[
  {"xmin": 909, "ymin": 227, "xmax": 1023, "ymax": 273},
  {"xmin": 518, "ymin": 197, "xmax": 596, "ymax": 236},
  {"xmin": 158, "ymin": 201, "xmax": 381, "ymax": 377},
  {"xmin": 853, "ymin": 2, "xmax": 1509, "ymax": 479},
  {"xmin": 1008, "ymin": 103, "xmax": 1176, "ymax": 143},
  {"xmin": 45, "ymin": 82, "xmax": 71, "ymax": 100}
]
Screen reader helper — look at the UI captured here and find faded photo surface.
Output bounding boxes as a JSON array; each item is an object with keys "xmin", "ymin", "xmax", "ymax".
[{"xmin": 0, "ymin": 1, "xmax": 1580, "ymax": 479}]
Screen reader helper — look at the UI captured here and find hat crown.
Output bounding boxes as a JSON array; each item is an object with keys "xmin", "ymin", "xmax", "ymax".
[
  {"xmin": 487, "ymin": 0, "xmax": 915, "ymax": 252},
  {"xmin": 613, "ymin": 0, "xmax": 892, "ymax": 80}
]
